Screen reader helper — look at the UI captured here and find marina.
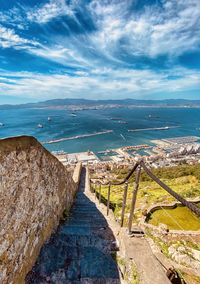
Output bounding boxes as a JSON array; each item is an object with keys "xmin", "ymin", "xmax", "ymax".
[{"xmin": 53, "ymin": 135, "xmax": 200, "ymax": 167}]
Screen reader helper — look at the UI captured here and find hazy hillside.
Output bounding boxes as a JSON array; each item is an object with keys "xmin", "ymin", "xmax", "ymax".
[{"xmin": 1, "ymin": 98, "xmax": 200, "ymax": 110}]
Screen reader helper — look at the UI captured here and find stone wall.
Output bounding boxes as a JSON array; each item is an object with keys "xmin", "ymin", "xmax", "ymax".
[
  {"xmin": 0, "ymin": 136, "xmax": 79, "ymax": 284},
  {"xmin": 141, "ymin": 199, "xmax": 200, "ymax": 237}
]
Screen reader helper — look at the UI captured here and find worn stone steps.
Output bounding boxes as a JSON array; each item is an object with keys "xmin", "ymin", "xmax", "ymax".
[{"xmin": 26, "ymin": 168, "xmax": 121, "ymax": 284}]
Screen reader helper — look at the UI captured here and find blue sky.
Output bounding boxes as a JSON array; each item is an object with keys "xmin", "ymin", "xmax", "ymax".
[{"xmin": 0, "ymin": 0, "xmax": 200, "ymax": 104}]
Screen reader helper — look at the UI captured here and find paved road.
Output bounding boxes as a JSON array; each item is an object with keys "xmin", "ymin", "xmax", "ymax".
[{"xmin": 26, "ymin": 168, "xmax": 121, "ymax": 284}]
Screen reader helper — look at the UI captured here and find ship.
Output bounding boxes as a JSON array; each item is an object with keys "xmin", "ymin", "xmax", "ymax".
[
  {"xmin": 118, "ymin": 120, "xmax": 127, "ymax": 124},
  {"xmin": 37, "ymin": 124, "xmax": 43, "ymax": 128},
  {"xmin": 48, "ymin": 117, "xmax": 51, "ymax": 121},
  {"xmin": 148, "ymin": 115, "xmax": 160, "ymax": 118},
  {"xmin": 0, "ymin": 122, "xmax": 4, "ymax": 127},
  {"xmin": 110, "ymin": 117, "xmax": 121, "ymax": 120}
]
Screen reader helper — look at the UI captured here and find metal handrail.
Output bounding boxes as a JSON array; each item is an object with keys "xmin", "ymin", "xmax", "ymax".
[
  {"xmin": 90, "ymin": 162, "xmax": 140, "ymax": 186},
  {"xmin": 140, "ymin": 161, "xmax": 200, "ymax": 218},
  {"xmin": 89, "ymin": 160, "xmax": 200, "ymax": 233}
]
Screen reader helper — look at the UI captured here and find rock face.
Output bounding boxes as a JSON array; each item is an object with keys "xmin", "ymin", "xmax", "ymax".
[{"xmin": 0, "ymin": 136, "xmax": 77, "ymax": 284}]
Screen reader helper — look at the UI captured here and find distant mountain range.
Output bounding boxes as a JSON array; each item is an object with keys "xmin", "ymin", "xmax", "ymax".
[{"xmin": 1, "ymin": 98, "xmax": 200, "ymax": 110}]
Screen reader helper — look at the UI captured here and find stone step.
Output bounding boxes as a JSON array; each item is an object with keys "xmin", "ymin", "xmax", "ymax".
[
  {"xmin": 56, "ymin": 234, "xmax": 114, "ymax": 250},
  {"xmin": 26, "ymin": 168, "xmax": 120, "ymax": 284},
  {"xmin": 66, "ymin": 219, "xmax": 107, "ymax": 226}
]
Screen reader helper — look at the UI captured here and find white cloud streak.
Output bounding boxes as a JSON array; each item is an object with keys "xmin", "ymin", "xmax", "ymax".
[
  {"xmin": 88, "ymin": 0, "xmax": 200, "ymax": 57},
  {"xmin": 0, "ymin": 0, "xmax": 199, "ymax": 101},
  {"xmin": 27, "ymin": 0, "xmax": 74, "ymax": 24},
  {"xmin": 0, "ymin": 67, "xmax": 199, "ymax": 100},
  {"xmin": 0, "ymin": 25, "xmax": 38, "ymax": 49}
]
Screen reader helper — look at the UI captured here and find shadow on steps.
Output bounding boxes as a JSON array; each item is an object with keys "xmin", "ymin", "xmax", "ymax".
[{"xmin": 25, "ymin": 168, "xmax": 121, "ymax": 284}]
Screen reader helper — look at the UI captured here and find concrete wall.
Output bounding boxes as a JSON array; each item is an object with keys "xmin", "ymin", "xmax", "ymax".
[{"xmin": 0, "ymin": 136, "xmax": 79, "ymax": 284}]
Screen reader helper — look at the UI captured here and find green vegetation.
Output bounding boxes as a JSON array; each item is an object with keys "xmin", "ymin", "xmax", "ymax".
[
  {"xmin": 148, "ymin": 204, "xmax": 200, "ymax": 230},
  {"xmin": 146, "ymin": 228, "xmax": 200, "ymax": 283},
  {"xmin": 116, "ymin": 255, "xmax": 139, "ymax": 284},
  {"xmin": 182, "ymin": 272, "xmax": 200, "ymax": 284},
  {"xmin": 146, "ymin": 228, "xmax": 200, "ymax": 259},
  {"xmin": 95, "ymin": 163, "xmax": 200, "ymax": 229},
  {"xmin": 146, "ymin": 229, "xmax": 171, "ymax": 257}
]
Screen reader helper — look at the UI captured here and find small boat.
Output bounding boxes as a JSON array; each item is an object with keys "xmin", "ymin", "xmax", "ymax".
[
  {"xmin": 0, "ymin": 122, "xmax": 4, "ymax": 127},
  {"xmin": 110, "ymin": 117, "xmax": 121, "ymax": 120},
  {"xmin": 148, "ymin": 115, "xmax": 160, "ymax": 118},
  {"xmin": 48, "ymin": 117, "xmax": 51, "ymax": 121},
  {"xmin": 70, "ymin": 113, "xmax": 77, "ymax": 117},
  {"xmin": 37, "ymin": 124, "xmax": 43, "ymax": 128},
  {"xmin": 118, "ymin": 120, "xmax": 127, "ymax": 124}
]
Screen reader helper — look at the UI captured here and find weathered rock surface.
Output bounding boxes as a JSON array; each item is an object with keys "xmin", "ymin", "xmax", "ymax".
[
  {"xmin": 168, "ymin": 245, "xmax": 200, "ymax": 270},
  {"xmin": 0, "ymin": 136, "xmax": 77, "ymax": 284}
]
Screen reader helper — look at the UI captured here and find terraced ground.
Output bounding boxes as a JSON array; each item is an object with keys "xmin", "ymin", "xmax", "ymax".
[
  {"xmin": 147, "ymin": 203, "xmax": 200, "ymax": 230},
  {"xmin": 93, "ymin": 164, "xmax": 200, "ymax": 228},
  {"xmin": 90, "ymin": 163, "xmax": 200, "ymax": 284}
]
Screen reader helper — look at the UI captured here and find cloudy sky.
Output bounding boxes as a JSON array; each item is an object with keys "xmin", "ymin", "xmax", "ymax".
[{"xmin": 0, "ymin": 0, "xmax": 200, "ymax": 104}]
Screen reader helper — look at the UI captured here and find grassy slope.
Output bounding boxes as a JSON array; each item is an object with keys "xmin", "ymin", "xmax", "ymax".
[
  {"xmin": 148, "ymin": 204, "xmax": 200, "ymax": 230},
  {"xmin": 96, "ymin": 163, "xmax": 200, "ymax": 229}
]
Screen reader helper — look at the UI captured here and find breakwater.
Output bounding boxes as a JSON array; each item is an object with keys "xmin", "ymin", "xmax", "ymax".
[
  {"xmin": 128, "ymin": 126, "xmax": 178, "ymax": 132},
  {"xmin": 43, "ymin": 130, "xmax": 114, "ymax": 144}
]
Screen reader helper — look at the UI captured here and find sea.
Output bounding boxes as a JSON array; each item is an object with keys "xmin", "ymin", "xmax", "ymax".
[{"xmin": 0, "ymin": 107, "xmax": 200, "ymax": 156}]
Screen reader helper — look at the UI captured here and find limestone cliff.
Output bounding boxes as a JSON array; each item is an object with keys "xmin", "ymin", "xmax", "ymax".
[{"xmin": 0, "ymin": 136, "xmax": 78, "ymax": 284}]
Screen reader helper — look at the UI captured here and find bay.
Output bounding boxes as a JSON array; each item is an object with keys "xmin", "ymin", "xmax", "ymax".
[{"xmin": 0, "ymin": 107, "xmax": 200, "ymax": 154}]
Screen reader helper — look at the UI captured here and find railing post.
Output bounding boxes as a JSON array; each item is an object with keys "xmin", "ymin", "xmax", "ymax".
[
  {"xmin": 121, "ymin": 181, "xmax": 128, "ymax": 227},
  {"xmin": 94, "ymin": 183, "xmax": 97, "ymax": 200},
  {"xmin": 128, "ymin": 166, "xmax": 141, "ymax": 234},
  {"xmin": 90, "ymin": 180, "xmax": 93, "ymax": 193},
  {"xmin": 107, "ymin": 183, "xmax": 111, "ymax": 216},
  {"xmin": 99, "ymin": 183, "xmax": 101, "ymax": 204}
]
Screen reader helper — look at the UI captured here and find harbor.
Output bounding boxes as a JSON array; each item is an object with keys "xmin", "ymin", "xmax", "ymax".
[{"xmin": 53, "ymin": 135, "xmax": 200, "ymax": 168}]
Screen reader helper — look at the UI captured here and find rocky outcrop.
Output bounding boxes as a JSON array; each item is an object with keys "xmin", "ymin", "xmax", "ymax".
[
  {"xmin": 168, "ymin": 245, "xmax": 200, "ymax": 270},
  {"xmin": 0, "ymin": 136, "xmax": 78, "ymax": 284}
]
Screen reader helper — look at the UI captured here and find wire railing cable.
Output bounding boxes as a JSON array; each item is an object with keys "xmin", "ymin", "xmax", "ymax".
[
  {"xmin": 140, "ymin": 161, "xmax": 200, "ymax": 217},
  {"xmin": 90, "ymin": 162, "xmax": 140, "ymax": 186},
  {"xmin": 89, "ymin": 160, "xmax": 200, "ymax": 231}
]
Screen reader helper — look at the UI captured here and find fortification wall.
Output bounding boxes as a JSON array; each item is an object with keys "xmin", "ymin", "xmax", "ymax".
[{"xmin": 0, "ymin": 136, "xmax": 79, "ymax": 284}]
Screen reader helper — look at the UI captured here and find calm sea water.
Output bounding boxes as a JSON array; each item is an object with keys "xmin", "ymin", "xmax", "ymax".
[{"xmin": 0, "ymin": 107, "xmax": 200, "ymax": 154}]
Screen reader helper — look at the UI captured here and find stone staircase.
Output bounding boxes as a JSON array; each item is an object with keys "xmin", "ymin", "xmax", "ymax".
[{"xmin": 26, "ymin": 168, "xmax": 121, "ymax": 284}]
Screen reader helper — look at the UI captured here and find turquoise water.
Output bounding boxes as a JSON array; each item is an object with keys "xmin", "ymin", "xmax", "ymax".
[
  {"xmin": 128, "ymin": 149, "xmax": 150, "ymax": 156},
  {"xmin": 0, "ymin": 107, "xmax": 200, "ymax": 153}
]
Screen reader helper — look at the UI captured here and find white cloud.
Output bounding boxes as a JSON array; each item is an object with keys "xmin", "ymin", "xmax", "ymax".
[
  {"xmin": 30, "ymin": 45, "xmax": 91, "ymax": 68},
  {"xmin": 0, "ymin": 0, "xmax": 199, "ymax": 102},
  {"xmin": 1, "ymin": 0, "xmax": 199, "ymax": 67},
  {"xmin": 0, "ymin": 67, "xmax": 199, "ymax": 100},
  {"xmin": 0, "ymin": 7, "xmax": 27, "ymax": 30},
  {"xmin": 0, "ymin": 25, "xmax": 39, "ymax": 49},
  {"xmin": 88, "ymin": 0, "xmax": 200, "ymax": 57},
  {"xmin": 27, "ymin": 0, "xmax": 74, "ymax": 24}
]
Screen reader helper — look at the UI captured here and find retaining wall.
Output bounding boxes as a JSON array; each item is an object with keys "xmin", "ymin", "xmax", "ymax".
[{"xmin": 0, "ymin": 136, "xmax": 80, "ymax": 284}]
